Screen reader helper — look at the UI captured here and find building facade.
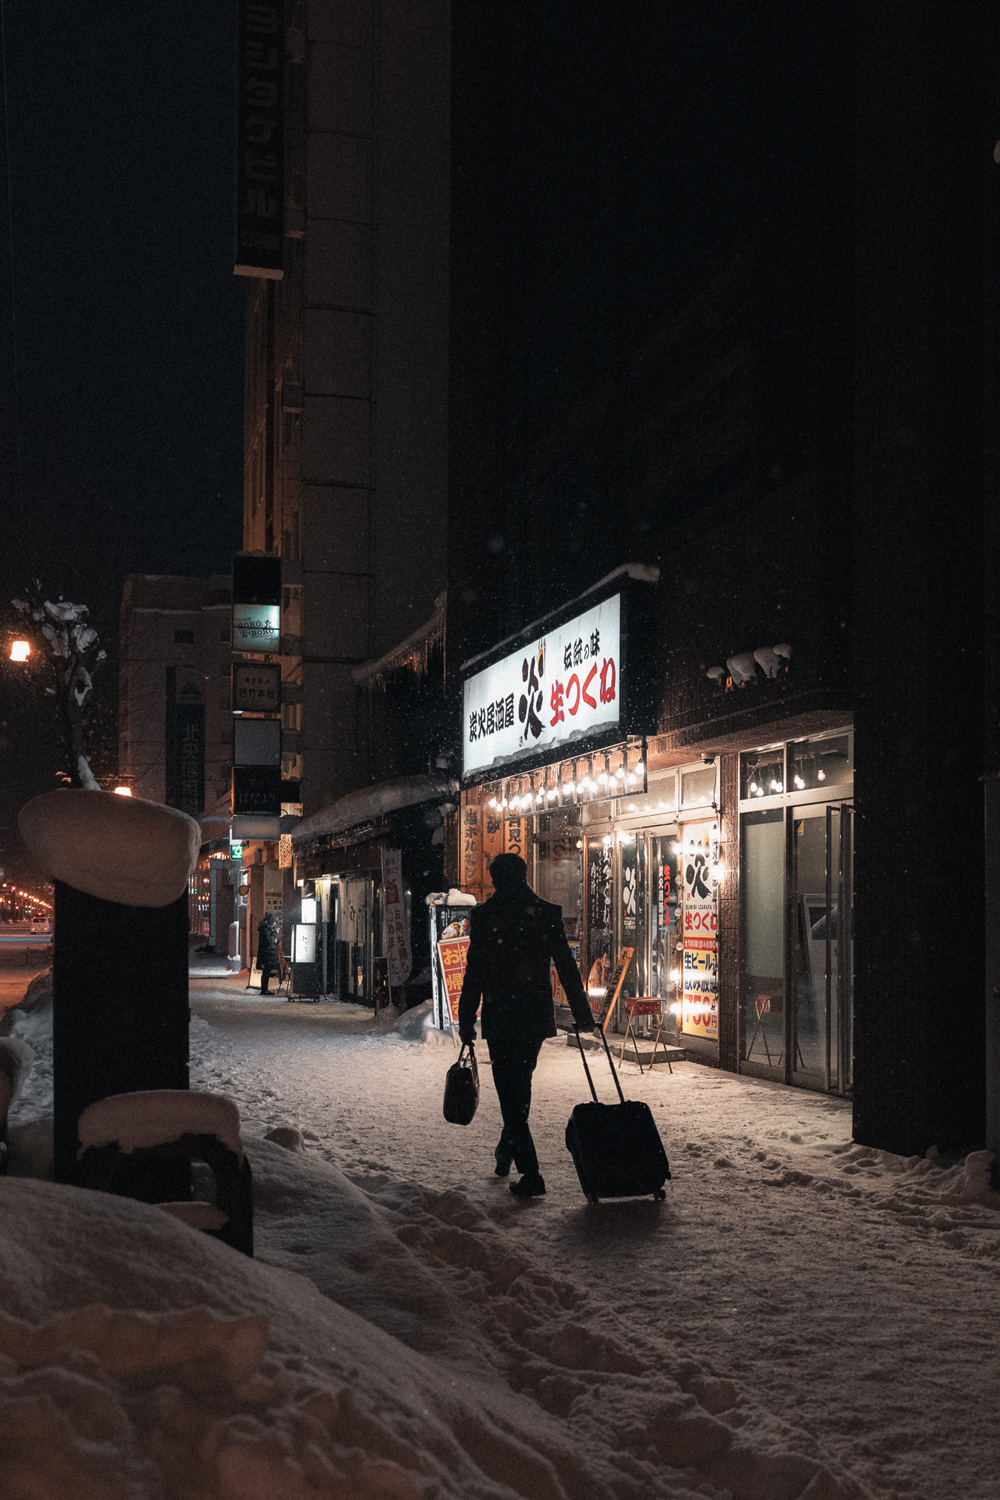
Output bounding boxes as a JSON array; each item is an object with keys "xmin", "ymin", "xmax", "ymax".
[
  {"xmin": 119, "ymin": 574, "xmax": 234, "ymax": 818},
  {"xmin": 118, "ymin": 573, "xmax": 237, "ymax": 942},
  {"xmin": 235, "ymin": 0, "xmax": 452, "ymax": 999},
  {"xmin": 445, "ymin": 3, "xmax": 999, "ymax": 1158}
]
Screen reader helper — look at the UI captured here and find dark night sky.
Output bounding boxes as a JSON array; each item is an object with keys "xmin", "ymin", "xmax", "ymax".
[
  {"xmin": 0, "ymin": 2, "xmax": 244, "ymax": 831},
  {"xmin": 0, "ymin": 2, "xmax": 244, "ymax": 594}
]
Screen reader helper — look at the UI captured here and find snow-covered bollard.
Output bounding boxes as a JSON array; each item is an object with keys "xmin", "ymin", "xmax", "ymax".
[
  {"xmin": 18, "ymin": 789, "xmax": 201, "ymax": 1188},
  {"xmin": 76, "ymin": 1089, "xmax": 253, "ymax": 1256},
  {"xmin": 227, "ymin": 918, "xmax": 242, "ymax": 975}
]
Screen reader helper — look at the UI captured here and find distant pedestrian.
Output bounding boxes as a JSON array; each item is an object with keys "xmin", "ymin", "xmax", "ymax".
[
  {"xmin": 256, "ymin": 913, "xmax": 281, "ymax": 994},
  {"xmin": 458, "ymin": 853, "xmax": 594, "ymax": 1197}
]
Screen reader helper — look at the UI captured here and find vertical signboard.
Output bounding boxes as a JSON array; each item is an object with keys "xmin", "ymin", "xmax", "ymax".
[
  {"xmin": 681, "ymin": 820, "xmax": 720, "ymax": 1038},
  {"xmin": 234, "ymin": 0, "xmax": 284, "ymax": 279},
  {"xmin": 585, "ymin": 838, "xmax": 613, "ymax": 998},
  {"xmin": 380, "ymin": 849, "xmax": 412, "ymax": 988},
  {"xmin": 429, "ymin": 904, "xmax": 475, "ymax": 1029},
  {"xmin": 165, "ymin": 668, "xmax": 205, "ymax": 818},
  {"xmin": 460, "ymin": 805, "xmax": 483, "ymax": 898},
  {"xmin": 503, "ymin": 812, "xmax": 527, "ymax": 860},
  {"xmin": 482, "ymin": 807, "xmax": 505, "ymax": 895}
]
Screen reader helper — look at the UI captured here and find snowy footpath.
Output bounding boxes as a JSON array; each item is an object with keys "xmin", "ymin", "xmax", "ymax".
[{"xmin": 1, "ymin": 971, "xmax": 998, "ymax": 1500}]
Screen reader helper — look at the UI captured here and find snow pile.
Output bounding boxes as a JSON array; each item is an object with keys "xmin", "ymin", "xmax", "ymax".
[
  {"xmin": 375, "ymin": 998, "xmax": 453, "ymax": 1045},
  {"xmin": 4, "ymin": 968, "xmax": 999, "ymax": 1499},
  {"xmin": 6, "ymin": 965, "xmax": 52, "ymax": 1019},
  {"xmin": 78, "ymin": 1090, "xmax": 244, "ymax": 1161},
  {"xmin": 0, "ymin": 1036, "xmax": 33, "ymax": 1109},
  {"xmin": 828, "ymin": 1142, "xmax": 1000, "ymax": 1207},
  {"xmin": 0, "ymin": 1160, "xmax": 868, "ymax": 1500},
  {"xmin": 18, "ymin": 789, "xmax": 200, "ymax": 908},
  {"xmin": 3, "ymin": 1002, "xmax": 52, "ymax": 1131}
]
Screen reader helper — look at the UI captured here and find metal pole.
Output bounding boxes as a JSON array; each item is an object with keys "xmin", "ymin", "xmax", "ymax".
[{"xmin": 825, "ymin": 804, "xmax": 833, "ymax": 1092}]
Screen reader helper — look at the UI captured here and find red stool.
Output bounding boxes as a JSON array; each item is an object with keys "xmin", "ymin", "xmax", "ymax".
[{"xmin": 619, "ymin": 998, "xmax": 671, "ymax": 1074}]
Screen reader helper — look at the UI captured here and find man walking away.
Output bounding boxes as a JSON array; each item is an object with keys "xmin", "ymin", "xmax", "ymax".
[
  {"xmin": 256, "ymin": 912, "xmax": 280, "ymax": 994},
  {"xmin": 458, "ymin": 853, "xmax": 595, "ymax": 1197}
]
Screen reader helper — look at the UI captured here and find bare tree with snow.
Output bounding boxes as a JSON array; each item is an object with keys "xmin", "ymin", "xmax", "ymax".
[{"xmin": 9, "ymin": 585, "xmax": 108, "ymax": 790}]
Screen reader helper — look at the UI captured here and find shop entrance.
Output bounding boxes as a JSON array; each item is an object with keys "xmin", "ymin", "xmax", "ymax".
[
  {"xmin": 331, "ymin": 874, "xmax": 375, "ymax": 1002},
  {"xmin": 741, "ymin": 791, "xmax": 854, "ymax": 1093},
  {"xmin": 579, "ymin": 824, "xmax": 688, "ymax": 1047}
]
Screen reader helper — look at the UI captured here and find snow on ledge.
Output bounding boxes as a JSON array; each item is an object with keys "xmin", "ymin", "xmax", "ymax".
[
  {"xmin": 292, "ymin": 772, "xmax": 458, "ymax": 845},
  {"xmin": 77, "ymin": 1091, "xmax": 244, "ymax": 1161},
  {"xmin": 18, "ymin": 789, "xmax": 200, "ymax": 908}
]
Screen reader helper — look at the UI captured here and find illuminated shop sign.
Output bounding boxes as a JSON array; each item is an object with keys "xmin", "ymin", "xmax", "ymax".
[
  {"xmin": 463, "ymin": 594, "xmax": 622, "ymax": 780},
  {"xmin": 232, "ymin": 603, "xmax": 280, "ymax": 653}
]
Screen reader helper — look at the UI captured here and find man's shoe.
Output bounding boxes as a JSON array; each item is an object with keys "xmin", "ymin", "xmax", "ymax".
[
  {"xmin": 494, "ymin": 1144, "xmax": 514, "ymax": 1178},
  {"xmin": 509, "ymin": 1173, "xmax": 546, "ymax": 1198}
]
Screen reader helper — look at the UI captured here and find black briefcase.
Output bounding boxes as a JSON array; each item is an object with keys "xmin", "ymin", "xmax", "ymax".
[
  {"xmin": 443, "ymin": 1043, "xmax": 480, "ymax": 1125},
  {"xmin": 565, "ymin": 1028, "xmax": 670, "ymax": 1202}
]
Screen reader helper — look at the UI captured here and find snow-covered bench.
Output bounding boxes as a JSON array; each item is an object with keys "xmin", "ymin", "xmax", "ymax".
[{"xmin": 75, "ymin": 1090, "xmax": 253, "ymax": 1256}]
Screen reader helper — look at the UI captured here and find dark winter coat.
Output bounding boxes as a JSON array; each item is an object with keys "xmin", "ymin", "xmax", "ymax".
[
  {"xmin": 457, "ymin": 887, "xmax": 594, "ymax": 1046},
  {"xmin": 256, "ymin": 917, "xmax": 280, "ymax": 972}
]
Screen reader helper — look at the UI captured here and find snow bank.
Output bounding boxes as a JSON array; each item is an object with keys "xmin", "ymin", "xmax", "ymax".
[
  {"xmin": 0, "ymin": 1037, "xmax": 33, "ymax": 1109},
  {"xmin": 0, "ymin": 1162, "xmax": 868, "ymax": 1500},
  {"xmin": 78, "ymin": 1090, "xmax": 244, "ymax": 1161},
  {"xmin": 376, "ymin": 998, "xmax": 454, "ymax": 1045}
]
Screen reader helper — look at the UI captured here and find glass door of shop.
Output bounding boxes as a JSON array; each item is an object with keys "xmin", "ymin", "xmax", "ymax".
[
  {"xmin": 585, "ymin": 826, "xmax": 684, "ymax": 1043},
  {"xmin": 643, "ymin": 830, "xmax": 683, "ymax": 1042},
  {"xmin": 740, "ymin": 801, "xmax": 853, "ymax": 1093},
  {"xmin": 789, "ymin": 803, "xmax": 854, "ymax": 1092},
  {"xmin": 333, "ymin": 874, "xmax": 374, "ymax": 1003}
]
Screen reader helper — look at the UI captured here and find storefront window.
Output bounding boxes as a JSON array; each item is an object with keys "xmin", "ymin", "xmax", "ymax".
[
  {"xmin": 617, "ymin": 773, "xmax": 677, "ymax": 819},
  {"xmin": 680, "ymin": 765, "xmax": 716, "ymax": 808},
  {"xmin": 535, "ymin": 837, "xmax": 583, "ymax": 943},
  {"xmin": 740, "ymin": 746, "xmax": 785, "ymax": 800},
  {"xmin": 790, "ymin": 733, "xmax": 853, "ymax": 793},
  {"xmin": 740, "ymin": 807, "xmax": 784, "ymax": 1068}
]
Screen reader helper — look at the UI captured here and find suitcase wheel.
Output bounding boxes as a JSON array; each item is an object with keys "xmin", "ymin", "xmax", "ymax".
[
  {"xmin": 654, "ymin": 1188, "xmax": 666, "ymax": 1201},
  {"xmin": 586, "ymin": 1191, "xmax": 599, "ymax": 1204}
]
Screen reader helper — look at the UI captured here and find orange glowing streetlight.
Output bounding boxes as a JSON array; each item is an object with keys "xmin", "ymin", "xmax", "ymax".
[
  {"xmin": 113, "ymin": 786, "xmax": 133, "ymax": 797},
  {"xmin": 9, "ymin": 640, "xmax": 30, "ymax": 662}
]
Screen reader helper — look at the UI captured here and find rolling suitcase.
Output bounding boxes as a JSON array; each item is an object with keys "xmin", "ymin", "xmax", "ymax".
[{"xmin": 565, "ymin": 1027, "xmax": 671, "ymax": 1202}]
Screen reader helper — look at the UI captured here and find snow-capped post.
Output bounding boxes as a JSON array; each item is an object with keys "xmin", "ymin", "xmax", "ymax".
[
  {"xmin": 8, "ymin": 585, "xmax": 107, "ymax": 789},
  {"xmin": 18, "ymin": 790, "xmax": 201, "ymax": 1191}
]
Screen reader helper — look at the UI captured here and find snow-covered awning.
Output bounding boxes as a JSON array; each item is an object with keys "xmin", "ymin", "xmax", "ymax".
[{"xmin": 292, "ymin": 773, "xmax": 459, "ymax": 846}]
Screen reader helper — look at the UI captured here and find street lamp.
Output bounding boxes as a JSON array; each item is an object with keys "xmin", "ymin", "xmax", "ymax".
[{"xmin": 9, "ymin": 640, "xmax": 30, "ymax": 662}]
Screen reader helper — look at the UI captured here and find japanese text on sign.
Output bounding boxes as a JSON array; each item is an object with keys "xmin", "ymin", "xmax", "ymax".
[
  {"xmin": 380, "ymin": 849, "xmax": 412, "ymax": 987},
  {"xmin": 233, "ymin": 662, "xmax": 281, "ymax": 713},
  {"xmin": 438, "ymin": 935, "xmax": 471, "ymax": 1024},
  {"xmin": 462, "ymin": 593, "xmax": 622, "ymax": 778},
  {"xmin": 681, "ymin": 820, "xmax": 720, "ymax": 1038}
]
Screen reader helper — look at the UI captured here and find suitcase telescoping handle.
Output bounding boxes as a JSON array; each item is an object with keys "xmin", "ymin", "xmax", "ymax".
[{"xmin": 573, "ymin": 1025, "xmax": 627, "ymax": 1105}]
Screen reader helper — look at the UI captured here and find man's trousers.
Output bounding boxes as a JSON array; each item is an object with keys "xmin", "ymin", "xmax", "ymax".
[{"xmin": 487, "ymin": 1036, "xmax": 545, "ymax": 1177}]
